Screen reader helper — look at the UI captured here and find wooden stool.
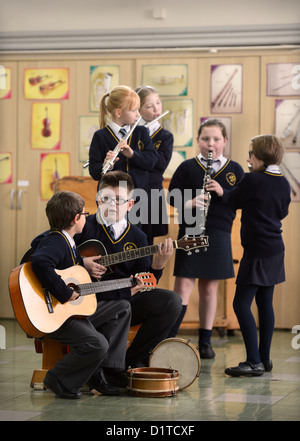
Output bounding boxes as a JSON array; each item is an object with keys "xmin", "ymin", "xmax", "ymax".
[
  {"xmin": 30, "ymin": 337, "xmax": 69, "ymax": 389},
  {"xmin": 31, "ymin": 325, "xmax": 142, "ymax": 389}
]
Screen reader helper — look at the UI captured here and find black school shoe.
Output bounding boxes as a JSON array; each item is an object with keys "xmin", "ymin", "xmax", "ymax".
[
  {"xmin": 199, "ymin": 343, "xmax": 215, "ymax": 359},
  {"xmin": 225, "ymin": 361, "xmax": 265, "ymax": 377},
  {"xmin": 44, "ymin": 371, "xmax": 81, "ymax": 399},
  {"xmin": 88, "ymin": 368, "xmax": 120, "ymax": 395}
]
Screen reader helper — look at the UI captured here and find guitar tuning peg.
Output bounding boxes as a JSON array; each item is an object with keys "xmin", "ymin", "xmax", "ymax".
[
  {"xmin": 187, "ymin": 251, "xmax": 192, "ymax": 256},
  {"xmin": 195, "ymin": 249, "xmax": 199, "ymax": 253}
]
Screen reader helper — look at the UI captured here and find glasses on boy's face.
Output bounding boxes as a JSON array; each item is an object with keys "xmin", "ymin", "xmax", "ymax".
[
  {"xmin": 78, "ymin": 211, "xmax": 89, "ymax": 217},
  {"xmin": 248, "ymin": 150, "xmax": 254, "ymax": 158},
  {"xmin": 99, "ymin": 196, "xmax": 128, "ymax": 206}
]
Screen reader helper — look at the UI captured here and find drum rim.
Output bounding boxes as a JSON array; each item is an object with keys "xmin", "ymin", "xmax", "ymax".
[{"xmin": 149, "ymin": 337, "xmax": 201, "ymax": 390}]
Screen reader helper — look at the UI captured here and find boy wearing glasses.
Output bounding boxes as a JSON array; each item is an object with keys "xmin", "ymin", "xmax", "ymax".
[
  {"xmin": 31, "ymin": 191, "xmax": 131, "ymax": 398},
  {"xmin": 74, "ymin": 171, "xmax": 182, "ymax": 375}
]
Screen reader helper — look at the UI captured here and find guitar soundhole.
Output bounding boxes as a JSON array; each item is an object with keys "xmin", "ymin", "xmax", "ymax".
[{"xmin": 67, "ymin": 282, "xmax": 83, "ymax": 305}]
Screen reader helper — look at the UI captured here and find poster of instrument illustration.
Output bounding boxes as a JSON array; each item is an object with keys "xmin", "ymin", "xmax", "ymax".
[
  {"xmin": 281, "ymin": 152, "xmax": 300, "ymax": 202},
  {"xmin": 24, "ymin": 68, "xmax": 69, "ymax": 100},
  {"xmin": 78, "ymin": 115, "xmax": 99, "ymax": 163},
  {"xmin": 267, "ymin": 63, "xmax": 300, "ymax": 97},
  {"xmin": 162, "ymin": 99, "xmax": 193, "ymax": 147},
  {"xmin": 31, "ymin": 102, "xmax": 61, "ymax": 150},
  {"xmin": 89, "ymin": 65, "xmax": 120, "ymax": 112},
  {"xmin": 0, "ymin": 66, "xmax": 12, "ymax": 99},
  {"xmin": 0, "ymin": 153, "xmax": 12, "ymax": 184},
  {"xmin": 40, "ymin": 152, "xmax": 70, "ymax": 200},
  {"xmin": 275, "ymin": 99, "xmax": 300, "ymax": 149},
  {"xmin": 210, "ymin": 64, "xmax": 243, "ymax": 114},
  {"xmin": 142, "ymin": 64, "xmax": 188, "ymax": 96}
]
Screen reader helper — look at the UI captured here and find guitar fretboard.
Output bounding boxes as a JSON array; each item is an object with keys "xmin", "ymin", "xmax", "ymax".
[
  {"xmin": 76, "ymin": 277, "xmax": 135, "ymax": 296},
  {"xmin": 99, "ymin": 242, "xmax": 176, "ymax": 267}
]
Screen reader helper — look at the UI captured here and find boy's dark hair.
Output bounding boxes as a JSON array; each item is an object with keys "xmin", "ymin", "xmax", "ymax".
[
  {"xmin": 98, "ymin": 170, "xmax": 134, "ymax": 194},
  {"xmin": 46, "ymin": 191, "xmax": 85, "ymax": 231},
  {"xmin": 250, "ymin": 134, "xmax": 284, "ymax": 166}
]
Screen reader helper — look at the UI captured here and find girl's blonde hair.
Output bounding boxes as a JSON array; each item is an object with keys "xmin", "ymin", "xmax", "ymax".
[
  {"xmin": 250, "ymin": 134, "xmax": 284, "ymax": 166},
  {"xmin": 135, "ymin": 85, "xmax": 159, "ymax": 107},
  {"xmin": 99, "ymin": 85, "xmax": 140, "ymax": 128}
]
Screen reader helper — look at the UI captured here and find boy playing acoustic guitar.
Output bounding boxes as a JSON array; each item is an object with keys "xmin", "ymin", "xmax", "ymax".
[
  {"xmin": 74, "ymin": 171, "xmax": 182, "ymax": 373},
  {"xmin": 31, "ymin": 191, "xmax": 131, "ymax": 398}
]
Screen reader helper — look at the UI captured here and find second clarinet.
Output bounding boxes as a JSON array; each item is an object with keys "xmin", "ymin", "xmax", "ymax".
[{"xmin": 101, "ymin": 116, "xmax": 142, "ymax": 175}]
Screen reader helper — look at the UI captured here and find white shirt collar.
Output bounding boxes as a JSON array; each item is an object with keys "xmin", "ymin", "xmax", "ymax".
[
  {"xmin": 197, "ymin": 153, "xmax": 227, "ymax": 172},
  {"xmin": 265, "ymin": 164, "xmax": 281, "ymax": 174},
  {"xmin": 109, "ymin": 121, "xmax": 131, "ymax": 139},
  {"xmin": 62, "ymin": 230, "xmax": 75, "ymax": 248}
]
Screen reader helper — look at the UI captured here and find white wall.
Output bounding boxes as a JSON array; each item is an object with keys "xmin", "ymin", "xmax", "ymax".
[{"xmin": 1, "ymin": 0, "xmax": 299, "ymax": 33}]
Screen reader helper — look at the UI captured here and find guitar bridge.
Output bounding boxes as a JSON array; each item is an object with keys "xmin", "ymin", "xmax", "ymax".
[{"xmin": 43, "ymin": 288, "xmax": 54, "ymax": 314}]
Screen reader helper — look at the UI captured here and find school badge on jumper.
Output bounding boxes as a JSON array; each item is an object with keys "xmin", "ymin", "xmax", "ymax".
[
  {"xmin": 124, "ymin": 242, "xmax": 137, "ymax": 251},
  {"xmin": 226, "ymin": 172, "xmax": 236, "ymax": 186}
]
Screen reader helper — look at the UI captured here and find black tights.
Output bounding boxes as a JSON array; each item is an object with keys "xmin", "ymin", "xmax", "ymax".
[{"xmin": 233, "ymin": 285, "xmax": 275, "ymax": 365}]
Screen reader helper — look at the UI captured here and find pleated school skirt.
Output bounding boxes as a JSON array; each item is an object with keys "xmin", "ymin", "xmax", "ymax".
[
  {"xmin": 173, "ymin": 228, "xmax": 235, "ymax": 280},
  {"xmin": 236, "ymin": 250, "xmax": 285, "ymax": 286}
]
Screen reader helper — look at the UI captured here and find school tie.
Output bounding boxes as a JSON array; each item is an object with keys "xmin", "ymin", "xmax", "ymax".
[
  {"xmin": 107, "ymin": 225, "xmax": 115, "ymax": 240},
  {"xmin": 119, "ymin": 127, "xmax": 127, "ymax": 138}
]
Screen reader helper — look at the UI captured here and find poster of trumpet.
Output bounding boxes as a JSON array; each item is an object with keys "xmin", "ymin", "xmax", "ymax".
[
  {"xmin": 78, "ymin": 116, "xmax": 99, "ymax": 163},
  {"xmin": 267, "ymin": 63, "xmax": 300, "ymax": 97},
  {"xmin": 0, "ymin": 66, "xmax": 11, "ymax": 99},
  {"xmin": 162, "ymin": 99, "xmax": 193, "ymax": 147},
  {"xmin": 275, "ymin": 99, "xmax": 300, "ymax": 149},
  {"xmin": 142, "ymin": 64, "xmax": 188, "ymax": 96},
  {"xmin": 40, "ymin": 152, "xmax": 70, "ymax": 200},
  {"xmin": 31, "ymin": 103, "xmax": 61, "ymax": 150},
  {"xmin": 0, "ymin": 153, "xmax": 12, "ymax": 184},
  {"xmin": 210, "ymin": 64, "xmax": 243, "ymax": 114},
  {"xmin": 281, "ymin": 152, "xmax": 300, "ymax": 202},
  {"xmin": 24, "ymin": 68, "xmax": 69, "ymax": 100},
  {"xmin": 90, "ymin": 65, "xmax": 119, "ymax": 112}
]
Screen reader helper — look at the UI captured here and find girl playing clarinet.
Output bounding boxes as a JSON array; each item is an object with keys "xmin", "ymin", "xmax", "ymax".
[{"xmin": 168, "ymin": 118, "xmax": 244, "ymax": 358}]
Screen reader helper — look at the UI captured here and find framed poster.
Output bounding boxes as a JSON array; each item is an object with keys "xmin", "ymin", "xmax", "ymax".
[
  {"xmin": 162, "ymin": 99, "xmax": 193, "ymax": 147},
  {"xmin": 89, "ymin": 65, "xmax": 120, "ymax": 112},
  {"xmin": 275, "ymin": 99, "xmax": 300, "ymax": 149},
  {"xmin": 281, "ymin": 152, "xmax": 300, "ymax": 202},
  {"xmin": 0, "ymin": 153, "xmax": 12, "ymax": 184},
  {"xmin": 40, "ymin": 152, "xmax": 70, "ymax": 200},
  {"xmin": 24, "ymin": 68, "xmax": 69, "ymax": 100},
  {"xmin": 31, "ymin": 102, "xmax": 61, "ymax": 150},
  {"xmin": 0, "ymin": 66, "xmax": 12, "ymax": 99},
  {"xmin": 210, "ymin": 64, "xmax": 243, "ymax": 114},
  {"xmin": 78, "ymin": 115, "xmax": 99, "ymax": 163},
  {"xmin": 142, "ymin": 64, "xmax": 188, "ymax": 96},
  {"xmin": 267, "ymin": 63, "xmax": 300, "ymax": 96}
]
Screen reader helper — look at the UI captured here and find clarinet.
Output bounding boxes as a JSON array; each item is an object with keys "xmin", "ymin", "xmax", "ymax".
[{"xmin": 203, "ymin": 151, "xmax": 213, "ymax": 223}]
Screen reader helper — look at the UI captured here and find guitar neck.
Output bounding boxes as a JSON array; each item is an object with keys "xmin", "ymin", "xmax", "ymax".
[
  {"xmin": 99, "ymin": 242, "xmax": 177, "ymax": 267},
  {"xmin": 76, "ymin": 277, "xmax": 135, "ymax": 296}
]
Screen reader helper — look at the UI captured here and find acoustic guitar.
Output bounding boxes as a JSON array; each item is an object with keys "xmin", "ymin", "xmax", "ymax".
[
  {"xmin": 78, "ymin": 235, "xmax": 209, "ymax": 275},
  {"xmin": 8, "ymin": 262, "xmax": 156, "ymax": 338}
]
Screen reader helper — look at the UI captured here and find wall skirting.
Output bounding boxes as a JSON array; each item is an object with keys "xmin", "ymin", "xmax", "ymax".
[{"xmin": 0, "ymin": 23, "xmax": 300, "ymax": 52}]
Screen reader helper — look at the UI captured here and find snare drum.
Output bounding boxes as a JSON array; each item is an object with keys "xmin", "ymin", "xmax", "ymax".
[
  {"xmin": 149, "ymin": 338, "xmax": 201, "ymax": 390},
  {"xmin": 127, "ymin": 367, "xmax": 179, "ymax": 397}
]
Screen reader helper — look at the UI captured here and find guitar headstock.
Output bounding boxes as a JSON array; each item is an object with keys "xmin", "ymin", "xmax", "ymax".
[
  {"xmin": 134, "ymin": 272, "xmax": 157, "ymax": 291},
  {"xmin": 176, "ymin": 235, "xmax": 209, "ymax": 254}
]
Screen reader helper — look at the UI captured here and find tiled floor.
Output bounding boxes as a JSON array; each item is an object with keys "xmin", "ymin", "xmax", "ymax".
[{"xmin": 0, "ymin": 319, "xmax": 299, "ymax": 422}]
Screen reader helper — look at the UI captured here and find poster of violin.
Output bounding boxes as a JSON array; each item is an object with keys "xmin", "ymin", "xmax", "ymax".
[
  {"xmin": 24, "ymin": 68, "xmax": 69, "ymax": 100},
  {"xmin": 40, "ymin": 152, "xmax": 70, "ymax": 200},
  {"xmin": 210, "ymin": 64, "xmax": 243, "ymax": 114},
  {"xmin": 31, "ymin": 103, "xmax": 61, "ymax": 150}
]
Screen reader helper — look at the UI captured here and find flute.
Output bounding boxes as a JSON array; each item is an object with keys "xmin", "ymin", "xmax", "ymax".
[
  {"xmin": 144, "ymin": 110, "xmax": 169, "ymax": 128},
  {"xmin": 101, "ymin": 116, "xmax": 142, "ymax": 175}
]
